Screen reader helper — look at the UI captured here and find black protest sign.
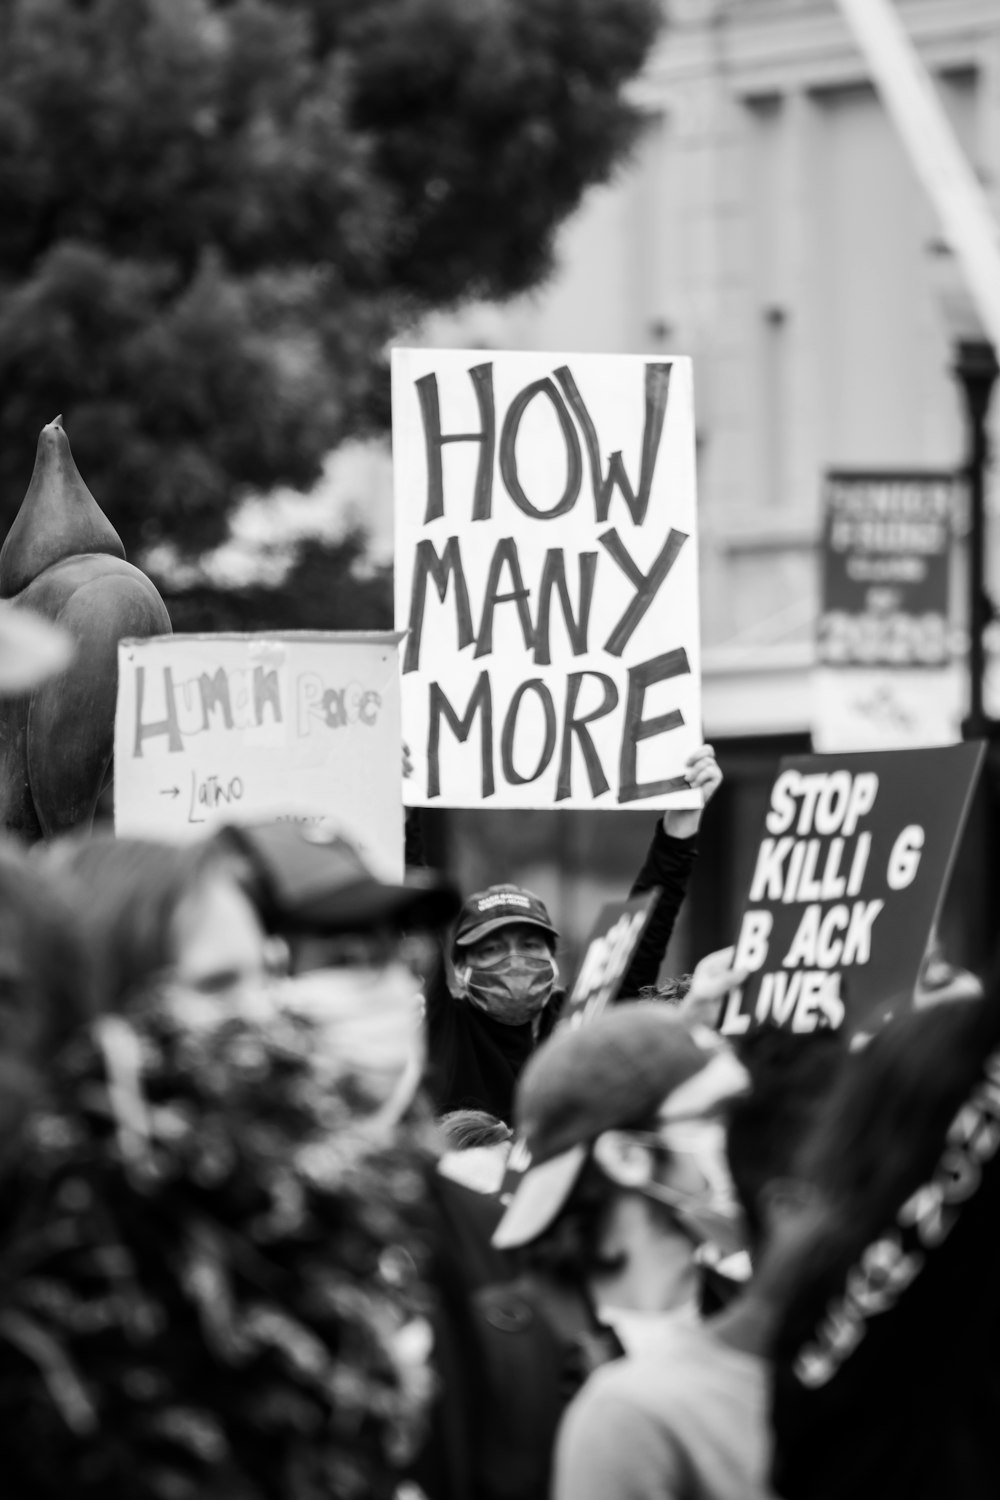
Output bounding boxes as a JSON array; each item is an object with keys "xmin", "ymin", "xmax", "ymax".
[
  {"xmin": 557, "ymin": 890, "xmax": 660, "ymax": 1029},
  {"xmin": 817, "ymin": 471, "xmax": 955, "ymax": 668},
  {"xmin": 719, "ymin": 743, "xmax": 983, "ymax": 1038},
  {"xmin": 392, "ymin": 350, "xmax": 703, "ymax": 811}
]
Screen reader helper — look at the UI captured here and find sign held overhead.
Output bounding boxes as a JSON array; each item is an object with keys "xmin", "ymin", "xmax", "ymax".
[
  {"xmin": 393, "ymin": 349, "xmax": 703, "ymax": 810},
  {"xmin": 721, "ymin": 743, "xmax": 983, "ymax": 1038}
]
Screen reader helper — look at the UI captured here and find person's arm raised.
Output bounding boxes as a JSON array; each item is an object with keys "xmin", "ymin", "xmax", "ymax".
[{"xmin": 619, "ymin": 745, "xmax": 722, "ymax": 997}]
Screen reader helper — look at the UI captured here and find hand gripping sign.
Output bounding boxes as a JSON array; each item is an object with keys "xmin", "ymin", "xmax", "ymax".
[
  {"xmin": 393, "ymin": 349, "xmax": 703, "ymax": 812},
  {"xmin": 719, "ymin": 743, "xmax": 983, "ymax": 1038}
]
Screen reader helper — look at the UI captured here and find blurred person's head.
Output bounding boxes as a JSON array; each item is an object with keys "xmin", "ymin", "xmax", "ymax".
[
  {"xmin": 438, "ymin": 1109, "xmax": 514, "ymax": 1195},
  {"xmin": 494, "ymin": 1004, "xmax": 749, "ymax": 1314},
  {"xmin": 768, "ymin": 993, "xmax": 1000, "ymax": 1370},
  {"xmin": 0, "ymin": 601, "xmax": 73, "ymax": 695},
  {"xmin": 0, "ymin": 839, "xmax": 95, "ymax": 1144},
  {"xmin": 215, "ymin": 821, "xmax": 457, "ymax": 970},
  {"xmin": 726, "ymin": 1025, "xmax": 847, "ymax": 1257},
  {"xmin": 213, "ymin": 821, "xmax": 460, "ymax": 1127},
  {"xmin": 440, "ymin": 1108, "xmax": 515, "ymax": 1152},
  {"xmin": 41, "ymin": 834, "xmax": 268, "ymax": 1014},
  {"xmin": 450, "ymin": 884, "xmax": 559, "ymax": 1027}
]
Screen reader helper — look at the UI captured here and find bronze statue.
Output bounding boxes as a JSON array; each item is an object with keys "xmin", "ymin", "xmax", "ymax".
[{"xmin": 0, "ymin": 418, "xmax": 171, "ymax": 839}]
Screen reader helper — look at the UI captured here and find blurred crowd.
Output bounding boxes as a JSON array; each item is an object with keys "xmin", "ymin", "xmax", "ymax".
[{"xmin": 0, "ymin": 647, "xmax": 997, "ymax": 1500}]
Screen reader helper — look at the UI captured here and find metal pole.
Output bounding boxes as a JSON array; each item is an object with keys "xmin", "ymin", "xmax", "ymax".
[{"xmin": 957, "ymin": 340, "xmax": 999, "ymax": 739}]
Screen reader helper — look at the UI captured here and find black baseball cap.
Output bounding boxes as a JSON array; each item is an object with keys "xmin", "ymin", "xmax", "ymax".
[
  {"xmin": 493, "ymin": 1004, "xmax": 749, "ymax": 1250},
  {"xmin": 453, "ymin": 884, "xmax": 558, "ymax": 949},
  {"xmin": 215, "ymin": 821, "xmax": 460, "ymax": 936}
]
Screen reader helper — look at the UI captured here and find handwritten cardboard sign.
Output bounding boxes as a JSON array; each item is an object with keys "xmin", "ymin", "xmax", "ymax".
[
  {"xmin": 719, "ymin": 743, "xmax": 983, "ymax": 1038},
  {"xmin": 393, "ymin": 349, "xmax": 702, "ymax": 810},
  {"xmin": 114, "ymin": 632, "xmax": 405, "ymax": 877}
]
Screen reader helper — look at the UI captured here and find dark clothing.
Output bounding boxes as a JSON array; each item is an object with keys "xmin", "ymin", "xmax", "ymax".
[
  {"xmin": 620, "ymin": 822, "xmax": 698, "ymax": 996},
  {"xmin": 772, "ymin": 1052, "xmax": 1000, "ymax": 1499},
  {"xmin": 423, "ymin": 825, "xmax": 697, "ymax": 1123},
  {"xmin": 409, "ymin": 1168, "xmax": 513, "ymax": 1500},
  {"xmin": 466, "ymin": 1273, "xmax": 624, "ymax": 1500},
  {"xmin": 424, "ymin": 975, "xmax": 539, "ymax": 1123}
]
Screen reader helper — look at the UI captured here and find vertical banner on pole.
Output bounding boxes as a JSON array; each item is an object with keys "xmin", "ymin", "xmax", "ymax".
[
  {"xmin": 392, "ymin": 349, "xmax": 703, "ymax": 811},
  {"xmin": 813, "ymin": 471, "xmax": 962, "ymax": 750}
]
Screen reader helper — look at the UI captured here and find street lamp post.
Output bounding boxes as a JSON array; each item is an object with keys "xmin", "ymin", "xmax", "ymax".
[
  {"xmin": 954, "ymin": 339, "xmax": 999, "ymax": 739},
  {"xmin": 928, "ymin": 239, "xmax": 1000, "ymax": 738}
]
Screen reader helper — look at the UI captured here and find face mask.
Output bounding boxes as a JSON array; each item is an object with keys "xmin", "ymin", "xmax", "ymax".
[
  {"xmin": 159, "ymin": 965, "xmax": 425, "ymax": 1139},
  {"xmin": 277, "ymin": 964, "xmax": 426, "ymax": 1129},
  {"xmin": 604, "ymin": 1117, "xmax": 747, "ymax": 1259},
  {"xmin": 457, "ymin": 953, "xmax": 556, "ymax": 1027},
  {"xmin": 644, "ymin": 1118, "xmax": 747, "ymax": 1259}
]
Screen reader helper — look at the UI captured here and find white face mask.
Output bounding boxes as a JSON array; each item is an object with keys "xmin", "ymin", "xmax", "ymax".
[
  {"xmin": 640, "ymin": 1118, "xmax": 747, "ymax": 1259},
  {"xmin": 158, "ymin": 963, "xmax": 426, "ymax": 1133},
  {"xmin": 276, "ymin": 964, "xmax": 426, "ymax": 1129}
]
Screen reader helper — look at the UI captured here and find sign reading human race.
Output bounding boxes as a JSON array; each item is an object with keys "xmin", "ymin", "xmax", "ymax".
[
  {"xmin": 114, "ymin": 632, "xmax": 405, "ymax": 876},
  {"xmin": 393, "ymin": 349, "xmax": 702, "ymax": 810},
  {"xmin": 720, "ymin": 743, "xmax": 983, "ymax": 1037}
]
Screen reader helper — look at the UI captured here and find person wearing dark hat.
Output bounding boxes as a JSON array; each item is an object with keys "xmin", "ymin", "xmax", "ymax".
[
  {"xmin": 546, "ymin": 1012, "xmax": 776, "ymax": 1498},
  {"xmin": 494, "ymin": 1004, "xmax": 749, "ymax": 1301},
  {"xmin": 423, "ymin": 881, "xmax": 561, "ymax": 1125},
  {"xmin": 212, "ymin": 819, "xmax": 515, "ymax": 1500},
  {"xmin": 423, "ymin": 743, "xmax": 723, "ymax": 1125},
  {"xmin": 460, "ymin": 1004, "xmax": 753, "ymax": 1500},
  {"xmin": 216, "ymin": 820, "xmax": 459, "ymax": 964}
]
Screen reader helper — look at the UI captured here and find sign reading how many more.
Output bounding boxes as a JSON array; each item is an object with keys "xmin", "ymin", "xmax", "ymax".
[
  {"xmin": 393, "ymin": 349, "xmax": 703, "ymax": 810},
  {"xmin": 719, "ymin": 743, "xmax": 983, "ymax": 1039},
  {"xmin": 114, "ymin": 632, "xmax": 405, "ymax": 878}
]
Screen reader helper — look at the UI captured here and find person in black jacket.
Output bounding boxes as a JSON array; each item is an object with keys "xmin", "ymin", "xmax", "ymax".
[
  {"xmin": 213, "ymin": 818, "xmax": 514, "ymax": 1500},
  {"xmin": 423, "ymin": 744, "xmax": 722, "ymax": 1124},
  {"xmin": 768, "ymin": 992, "xmax": 1000, "ymax": 1500}
]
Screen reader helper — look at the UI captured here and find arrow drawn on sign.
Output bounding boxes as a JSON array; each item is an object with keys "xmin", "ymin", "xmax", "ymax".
[{"xmin": 159, "ymin": 787, "xmax": 180, "ymax": 799}]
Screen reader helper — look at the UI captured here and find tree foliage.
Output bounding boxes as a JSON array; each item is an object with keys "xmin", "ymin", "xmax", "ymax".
[
  {"xmin": 161, "ymin": 532, "xmax": 392, "ymax": 633},
  {"xmin": 0, "ymin": 0, "xmax": 661, "ymax": 562}
]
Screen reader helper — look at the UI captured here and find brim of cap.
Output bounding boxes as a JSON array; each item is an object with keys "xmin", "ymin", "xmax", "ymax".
[
  {"xmin": 0, "ymin": 605, "xmax": 73, "ymax": 693},
  {"xmin": 455, "ymin": 912, "xmax": 558, "ymax": 948},
  {"xmin": 282, "ymin": 874, "xmax": 460, "ymax": 936},
  {"xmin": 492, "ymin": 1143, "xmax": 588, "ymax": 1250}
]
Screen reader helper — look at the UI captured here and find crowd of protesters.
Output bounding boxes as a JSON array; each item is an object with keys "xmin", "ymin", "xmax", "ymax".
[{"xmin": 0, "ymin": 608, "xmax": 997, "ymax": 1500}]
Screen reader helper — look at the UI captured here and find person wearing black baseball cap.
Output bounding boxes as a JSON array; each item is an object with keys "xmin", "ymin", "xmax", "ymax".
[
  {"xmin": 424, "ymin": 744, "xmax": 724, "ymax": 1125},
  {"xmin": 214, "ymin": 820, "xmax": 519, "ymax": 1500},
  {"xmin": 424, "ymin": 879, "xmax": 562, "ymax": 1125},
  {"xmin": 460, "ymin": 1004, "xmax": 758, "ymax": 1500}
]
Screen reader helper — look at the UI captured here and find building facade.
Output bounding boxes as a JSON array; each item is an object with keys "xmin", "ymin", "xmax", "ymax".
[{"xmin": 424, "ymin": 0, "xmax": 1000, "ymax": 977}]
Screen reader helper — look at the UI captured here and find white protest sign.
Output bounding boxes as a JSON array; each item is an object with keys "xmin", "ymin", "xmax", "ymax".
[
  {"xmin": 114, "ymin": 632, "xmax": 404, "ymax": 877},
  {"xmin": 393, "ymin": 349, "xmax": 702, "ymax": 810}
]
